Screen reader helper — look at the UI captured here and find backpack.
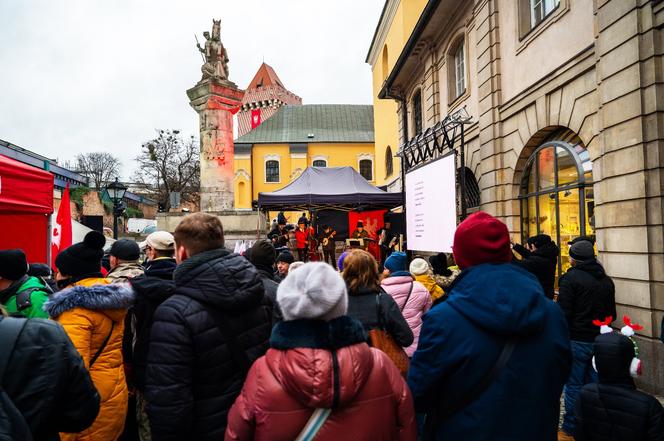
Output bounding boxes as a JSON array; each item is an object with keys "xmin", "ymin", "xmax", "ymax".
[{"xmin": 0, "ymin": 317, "xmax": 33, "ymax": 441}]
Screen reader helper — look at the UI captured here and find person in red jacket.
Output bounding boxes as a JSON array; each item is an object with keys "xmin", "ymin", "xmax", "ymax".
[
  {"xmin": 225, "ymin": 262, "xmax": 417, "ymax": 441},
  {"xmin": 294, "ymin": 219, "xmax": 309, "ymax": 262}
]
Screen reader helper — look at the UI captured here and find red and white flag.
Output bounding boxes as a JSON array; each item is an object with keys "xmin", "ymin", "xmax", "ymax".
[
  {"xmin": 51, "ymin": 184, "xmax": 73, "ymax": 269},
  {"xmin": 251, "ymin": 109, "xmax": 261, "ymax": 129}
]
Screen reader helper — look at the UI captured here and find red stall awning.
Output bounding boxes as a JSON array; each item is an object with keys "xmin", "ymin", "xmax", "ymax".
[
  {"xmin": 0, "ymin": 154, "xmax": 54, "ymax": 214},
  {"xmin": 0, "ymin": 154, "xmax": 54, "ymax": 263}
]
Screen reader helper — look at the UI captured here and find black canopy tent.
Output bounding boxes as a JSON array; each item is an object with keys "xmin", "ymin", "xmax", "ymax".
[{"xmin": 257, "ymin": 166, "xmax": 403, "ymax": 212}]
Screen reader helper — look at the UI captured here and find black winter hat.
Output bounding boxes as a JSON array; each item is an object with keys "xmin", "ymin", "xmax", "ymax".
[
  {"xmin": 110, "ymin": 239, "xmax": 140, "ymax": 261},
  {"xmin": 569, "ymin": 235, "xmax": 595, "ymax": 246},
  {"xmin": 250, "ymin": 240, "xmax": 276, "ymax": 268},
  {"xmin": 593, "ymin": 332, "xmax": 635, "ymax": 384},
  {"xmin": 527, "ymin": 234, "xmax": 552, "ymax": 248},
  {"xmin": 28, "ymin": 263, "xmax": 52, "ymax": 278},
  {"xmin": 0, "ymin": 249, "xmax": 29, "ymax": 280},
  {"xmin": 569, "ymin": 240, "xmax": 595, "ymax": 261},
  {"xmin": 55, "ymin": 231, "xmax": 105, "ymax": 277},
  {"xmin": 277, "ymin": 212, "xmax": 287, "ymax": 226},
  {"xmin": 276, "ymin": 251, "xmax": 294, "ymax": 265},
  {"xmin": 429, "ymin": 253, "xmax": 452, "ymax": 277}
]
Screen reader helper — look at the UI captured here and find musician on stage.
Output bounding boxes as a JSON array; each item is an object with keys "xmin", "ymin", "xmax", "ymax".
[
  {"xmin": 319, "ymin": 225, "xmax": 337, "ymax": 269},
  {"xmin": 351, "ymin": 221, "xmax": 370, "ymax": 250},
  {"xmin": 268, "ymin": 213, "xmax": 290, "ymax": 250},
  {"xmin": 294, "ymin": 219, "xmax": 310, "ymax": 262},
  {"xmin": 378, "ymin": 218, "xmax": 398, "ymax": 268}
]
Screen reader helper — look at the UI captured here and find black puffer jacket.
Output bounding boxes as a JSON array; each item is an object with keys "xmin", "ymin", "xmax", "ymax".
[
  {"xmin": 576, "ymin": 332, "xmax": 664, "ymax": 440},
  {"xmin": 346, "ymin": 286, "xmax": 414, "ymax": 348},
  {"xmin": 143, "ymin": 257, "xmax": 177, "ymax": 280},
  {"xmin": 127, "ymin": 276, "xmax": 176, "ymax": 391},
  {"xmin": 513, "ymin": 241, "xmax": 559, "ymax": 299},
  {"xmin": 255, "ymin": 266, "xmax": 283, "ymax": 324},
  {"xmin": 1, "ymin": 317, "xmax": 100, "ymax": 441},
  {"xmin": 145, "ymin": 249, "xmax": 272, "ymax": 441},
  {"xmin": 558, "ymin": 259, "xmax": 616, "ymax": 342}
]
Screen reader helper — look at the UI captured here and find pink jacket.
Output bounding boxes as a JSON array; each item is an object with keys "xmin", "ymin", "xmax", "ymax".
[{"xmin": 381, "ymin": 275, "xmax": 432, "ymax": 356}]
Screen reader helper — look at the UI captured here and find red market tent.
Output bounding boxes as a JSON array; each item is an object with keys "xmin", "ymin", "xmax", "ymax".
[{"xmin": 0, "ymin": 154, "xmax": 54, "ymax": 263}]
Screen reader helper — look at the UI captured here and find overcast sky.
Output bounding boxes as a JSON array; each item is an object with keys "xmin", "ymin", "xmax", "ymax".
[{"xmin": 0, "ymin": 0, "xmax": 383, "ymax": 179}]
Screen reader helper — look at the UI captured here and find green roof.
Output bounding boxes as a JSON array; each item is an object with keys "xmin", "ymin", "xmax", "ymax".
[{"xmin": 235, "ymin": 104, "xmax": 374, "ymax": 144}]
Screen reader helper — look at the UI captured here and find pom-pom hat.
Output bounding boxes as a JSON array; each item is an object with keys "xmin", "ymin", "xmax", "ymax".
[
  {"xmin": 55, "ymin": 231, "xmax": 106, "ymax": 277},
  {"xmin": 409, "ymin": 258, "xmax": 430, "ymax": 276}
]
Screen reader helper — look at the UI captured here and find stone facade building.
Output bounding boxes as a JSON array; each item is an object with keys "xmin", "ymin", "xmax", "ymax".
[{"xmin": 369, "ymin": 0, "xmax": 664, "ymax": 393}]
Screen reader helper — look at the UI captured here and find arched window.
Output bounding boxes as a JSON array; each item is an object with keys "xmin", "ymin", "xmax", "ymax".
[
  {"xmin": 382, "ymin": 45, "xmax": 389, "ymax": 82},
  {"xmin": 313, "ymin": 159, "xmax": 327, "ymax": 167},
  {"xmin": 412, "ymin": 90, "xmax": 422, "ymax": 137},
  {"xmin": 359, "ymin": 159, "xmax": 373, "ymax": 181},
  {"xmin": 385, "ymin": 146, "xmax": 394, "ymax": 178},
  {"xmin": 519, "ymin": 137, "xmax": 593, "ymax": 275},
  {"xmin": 265, "ymin": 160, "xmax": 280, "ymax": 183},
  {"xmin": 448, "ymin": 37, "xmax": 466, "ymax": 101},
  {"xmin": 238, "ymin": 181, "xmax": 246, "ymax": 206}
]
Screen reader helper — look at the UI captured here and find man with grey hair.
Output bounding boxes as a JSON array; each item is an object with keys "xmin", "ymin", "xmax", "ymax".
[{"xmin": 558, "ymin": 239, "xmax": 616, "ymax": 440}]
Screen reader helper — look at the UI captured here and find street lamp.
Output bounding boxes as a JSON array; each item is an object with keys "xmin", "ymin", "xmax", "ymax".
[{"xmin": 106, "ymin": 178, "xmax": 127, "ymax": 239}]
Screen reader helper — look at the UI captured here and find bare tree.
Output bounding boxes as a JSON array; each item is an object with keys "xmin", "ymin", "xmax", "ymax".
[
  {"xmin": 75, "ymin": 152, "xmax": 122, "ymax": 189},
  {"xmin": 133, "ymin": 130, "xmax": 200, "ymax": 210}
]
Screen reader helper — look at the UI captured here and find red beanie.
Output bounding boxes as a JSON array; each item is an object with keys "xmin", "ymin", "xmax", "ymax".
[{"xmin": 452, "ymin": 211, "xmax": 512, "ymax": 270}]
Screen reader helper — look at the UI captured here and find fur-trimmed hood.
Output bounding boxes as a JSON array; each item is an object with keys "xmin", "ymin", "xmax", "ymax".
[{"xmin": 44, "ymin": 282, "xmax": 135, "ymax": 319}]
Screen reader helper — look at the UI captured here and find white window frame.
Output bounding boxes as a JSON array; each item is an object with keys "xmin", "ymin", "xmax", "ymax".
[
  {"xmin": 358, "ymin": 154, "xmax": 374, "ymax": 182},
  {"xmin": 530, "ymin": 0, "xmax": 559, "ymax": 30},
  {"xmin": 454, "ymin": 41, "xmax": 466, "ymax": 99},
  {"xmin": 264, "ymin": 155, "xmax": 281, "ymax": 184},
  {"xmin": 311, "ymin": 155, "xmax": 328, "ymax": 167}
]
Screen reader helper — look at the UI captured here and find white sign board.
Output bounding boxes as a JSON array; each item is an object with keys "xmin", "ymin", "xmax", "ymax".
[{"xmin": 405, "ymin": 153, "xmax": 457, "ymax": 252}]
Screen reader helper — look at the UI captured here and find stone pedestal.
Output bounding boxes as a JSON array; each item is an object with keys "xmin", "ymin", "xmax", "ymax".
[
  {"xmin": 156, "ymin": 210, "xmax": 267, "ymax": 249},
  {"xmin": 187, "ymin": 79, "xmax": 245, "ymax": 212}
]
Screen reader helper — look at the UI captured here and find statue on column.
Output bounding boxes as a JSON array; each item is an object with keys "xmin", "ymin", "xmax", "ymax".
[{"xmin": 196, "ymin": 19, "xmax": 229, "ymax": 81}]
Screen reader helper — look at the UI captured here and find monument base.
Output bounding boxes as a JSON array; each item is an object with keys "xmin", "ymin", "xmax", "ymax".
[{"xmin": 156, "ymin": 210, "xmax": 267, "ymax": 250}]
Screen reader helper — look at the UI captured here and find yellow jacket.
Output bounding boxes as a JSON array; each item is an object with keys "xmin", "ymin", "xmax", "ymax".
[
  {"xmin": 414, "ymin": 273, "xmax": 445, "ymax": 302},
  {"xmin": 44, "ymin": 277, "xmax": 134, "ymax": 441}
]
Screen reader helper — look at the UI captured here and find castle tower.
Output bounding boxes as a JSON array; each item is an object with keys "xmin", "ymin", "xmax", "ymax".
[{"xmin": 237, "ymin": 63, "xmax": 302, "ymax": 137}]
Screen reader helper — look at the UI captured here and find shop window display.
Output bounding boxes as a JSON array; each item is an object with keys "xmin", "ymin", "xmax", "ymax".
[{"xmin": 519, "ymin": 139, "xmax": 593, "ymax": 278}]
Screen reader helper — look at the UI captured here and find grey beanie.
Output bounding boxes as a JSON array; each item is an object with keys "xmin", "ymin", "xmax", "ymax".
[
  {"xmin": 276, "ymin": 262, "xmax": 348, "ymax": 322},
  {"xmin": 569, "ymin": 240, "xmax": 595, "ymax": 261}
]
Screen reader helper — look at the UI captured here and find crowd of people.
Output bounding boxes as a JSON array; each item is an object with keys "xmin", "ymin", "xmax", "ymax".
[{"xmin": 1, "ymin": 211, "xmax": 663, "ymax": 440}]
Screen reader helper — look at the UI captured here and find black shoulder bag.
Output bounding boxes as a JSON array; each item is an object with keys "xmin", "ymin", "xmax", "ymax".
[{"xmin": 89, "ymin": 321, "xmax": 116, "ymax": 368}]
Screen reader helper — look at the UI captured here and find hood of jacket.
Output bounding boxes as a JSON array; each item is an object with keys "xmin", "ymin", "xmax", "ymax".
[
  {"xmin": 381, "ymin": 274, "xmax": 414, "ymax": 291},
  {"xmin": 266, "ymin": 316, "xmax": 373, "ymax": 408},
  {"xmin": 44, "ymin": 281, "xmax": 134, "ymax": 321},
  {"xmin": 0, "ymin": 275, "xmax": 42, "ymax": 304},
  {"xmin": 445, "ymin": 263, "xmax": 548, "ymax": 336},
  {"xmin": 533, "ymin": 241, "xmax": 560, "ymax": 261},
  {"xmin": 107, "ymin": 262, "xmax": 145, "ymax": 281},
  {"xmin": 143, "ymin": 258, "xmax": 177, "ymax": 280},
  {"xmin": 130, "ymin": 276, "xmax": 175, "ymax": 303},
  {"xmin": 569, "ymin": 259, "xmax": 606, "ymax": 279},
  {"xmin": 593, "ymin": 332, "xmax": 636, "ymax": 386},
  {"xmin": 173, "ymin": 248, "xmax": 264, "ymax": 312}
]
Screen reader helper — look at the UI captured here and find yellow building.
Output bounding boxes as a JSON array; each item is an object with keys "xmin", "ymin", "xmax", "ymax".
[
  {"xmin": 233, "ymin": 104, "xmax": 375, "ymax": 211},
  {"xmin": 366, "ymin": 0, "xmax": 428, "ymax": 191}
]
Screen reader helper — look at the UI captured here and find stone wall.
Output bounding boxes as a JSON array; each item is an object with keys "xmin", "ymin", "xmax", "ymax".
[{"xmin": 390, "ymin": 0, "xmax": 664, "ymax": 393}]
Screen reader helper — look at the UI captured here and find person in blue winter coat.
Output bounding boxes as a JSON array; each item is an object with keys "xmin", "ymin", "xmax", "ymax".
[{"xmin": 407, "ymin": 212, "xmax": 572, "ymax": 441}]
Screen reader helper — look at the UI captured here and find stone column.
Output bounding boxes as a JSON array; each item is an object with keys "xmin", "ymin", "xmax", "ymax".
[
  {"xmin": 187, "ymin": 79, "xmax": 244, "ymax": 212},
  {"xmin": 595, "ymin": 0, "xmax": 664, "ymax": 394}
]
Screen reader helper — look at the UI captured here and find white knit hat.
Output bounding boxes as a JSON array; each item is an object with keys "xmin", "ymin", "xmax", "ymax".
[
  {"xmin": 277, "ymin": 262, "xmax": 348, "ymax": 322},
  {"xmin": 409, "ymin": 257, "xmax": 430, "ymax": 276}
]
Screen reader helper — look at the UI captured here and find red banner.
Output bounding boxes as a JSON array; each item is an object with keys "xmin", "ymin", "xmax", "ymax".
[
  {"xmin": 251, "ymin": 109, "xmax": 261, "ymax": 129},
  {"xmin": 51, "ymin": 184, "xmax": 73, "ymax": 269},
  {"xmin": 348, "ymin": 210, "xmax": 386, "ymax": 261}
]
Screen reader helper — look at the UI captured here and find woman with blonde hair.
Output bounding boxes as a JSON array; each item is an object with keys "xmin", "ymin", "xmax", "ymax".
[{"xmin": 342, "ymin": 249, "xmax": 413, "ymax": 348}]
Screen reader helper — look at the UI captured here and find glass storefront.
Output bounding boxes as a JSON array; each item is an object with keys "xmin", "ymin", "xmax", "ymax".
[{"xmin": 519, "ymin": 139, "xmax": 593, "ymax": 277}]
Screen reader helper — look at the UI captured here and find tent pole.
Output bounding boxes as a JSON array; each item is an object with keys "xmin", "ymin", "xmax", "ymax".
[{"xmin": 46, "ymin": 213, "xmax": 52, "ymax": 268}]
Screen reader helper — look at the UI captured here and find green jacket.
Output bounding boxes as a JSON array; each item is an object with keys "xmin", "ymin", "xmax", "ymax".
[{"xmin": 0, "ymin": 276, "xmax": 51, "ymax": 319}]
